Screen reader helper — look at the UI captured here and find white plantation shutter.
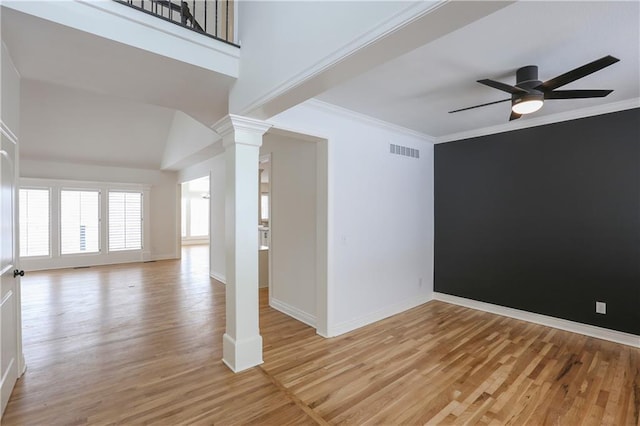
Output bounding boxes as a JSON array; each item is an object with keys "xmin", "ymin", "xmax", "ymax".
[
  {"xmin": 19, "ymin": 188, "xmax": 50, "ymax": 257},
  {"xmin": 109, "ymin": 192, "xmax": 142, "ymax": 251},
  {"xmin": 61, "ymin": 190, "xmax": 100, "ymax": 254}
]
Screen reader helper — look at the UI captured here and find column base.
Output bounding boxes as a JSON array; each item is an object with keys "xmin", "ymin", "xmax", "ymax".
[{"xmin": 222, "ymin": 333, "xmax": 263, "ymax": 372}]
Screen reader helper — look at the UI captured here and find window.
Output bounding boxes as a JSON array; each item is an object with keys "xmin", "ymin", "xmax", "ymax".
[
  {"xmin": 260, "ymin": 194, "xmax": 269, "ymax": 222},
  {"xmin": 19, "ymin": 188, "xmax": 50, "ymax": 257},
  {"xmin": 109, "ymin": 191, "xmax": 142, "ymax": 251},
  {"xmin": 60, "ymin": 190, "xmax": 100, "ymax": 254},
  {"xmin": 189, "ymin": 197, "xmax": 209, "ymax": 237},
  {"xmin": 181, "ymin": 198, "xmax": 187, "ymax": 238}
]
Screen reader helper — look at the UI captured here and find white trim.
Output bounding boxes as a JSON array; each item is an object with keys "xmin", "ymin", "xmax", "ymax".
[
  {"xmin": 237, "ymin": 1, "xmax": 448, "ymax": 116},
  {"xmin": 20, "ymin": 177, "xmax": 150, "ymax": 191},
  {"xmin": 0, "ymin": 289, "xmax": 13, "ymax": 307},
  {"xmin": 0, "ymin": 120, "xmax": 18, "ymax": 145},
  {"xmin": 0, "ymin": 264, "xmax": 13, "ymax": 277},
  {"xmin": 0, "ymin": 358, "xmax": 15, "ymax": 391},
  {"xmin": 433, "ymin": 292, "xmax": 640, "ymax": 348},
  {"xmin": 149, "ymin": 253, "xmax": 178, "ymax": 262},
  {"xmin": 212, "ymin": 114, "xmax": 273, "ymax": 144},
  {"xmin": 181, "ymin": 238, "xmax": 209, "ymax": 246},
  {"xmin": 222, "ymin": 333, "xmax": 263, "ymax": 373},
  {"xmin": 270, "ymin": 298, "xmax": 316, "ymax": 328},
  {"xmin": 327, "ymin": 293, "xmax": 432, "ymax": 338},
  {"xmin": 210, "ymin": 271, "xmax": 226, "ymax": 284},
  {"xmin": 436, "ymin": 98, "xmax": 640, "ymax": 143},
  {"xmin": 307, "ymin": 99, "xmax": 435, "ymax": 143},
  {"xmin": 2, "ymin": 41, "xmax": 21, "ymax": 79}
]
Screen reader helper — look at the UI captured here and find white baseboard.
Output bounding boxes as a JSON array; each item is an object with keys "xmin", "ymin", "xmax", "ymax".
[
  {"xmin": 433, "ymin": 292, "xmax": 640, "ymax": 348},
  {"xmin": 210, "ymin": 271, "xmax": 226, "ymax": 284},
  {"xmin": 327, "ymin": 292, "xmax": 432, "ymax": 338},
  {"xmin": 270, "ymin": 298, "xmax": 316, "ymax": 328},
  {"xmin": 181, "ymin": 239, "xmax": 209, "ymax": 246},
  {"xmin": 150, "ymin": 253, "xmax": 178, "ymax": 261}
]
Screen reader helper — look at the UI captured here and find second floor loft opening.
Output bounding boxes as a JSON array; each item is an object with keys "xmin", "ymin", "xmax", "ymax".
[{"xmin": 115, "ymin": 0, "xmax": 236, "ymax": 45}]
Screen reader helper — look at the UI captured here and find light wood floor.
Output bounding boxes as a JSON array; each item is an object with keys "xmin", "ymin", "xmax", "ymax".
[{"xmin": 3, "ymin": 245, "xmax": 639, "ymax": 425}]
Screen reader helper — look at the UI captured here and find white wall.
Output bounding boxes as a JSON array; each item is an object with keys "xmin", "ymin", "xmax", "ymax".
[
  {"xmin": 19, "ymin": 159, "xmax": 179, "ymax": 269},
  {"xmin": 161, "ymin": 111, "xmax": 221, "ymax": 171},
  {"xmin": 271, "ymin": 100, "xmax": 434, "ymax": 337},
  {"xmin": 261, "ymin": 132, "xmax": 319, "ymax": 327}
]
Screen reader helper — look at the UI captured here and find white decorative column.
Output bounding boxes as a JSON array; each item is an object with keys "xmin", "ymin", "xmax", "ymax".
[{"xmin": 212, "ymin": 114, "xmax": 271, "ymax": 372}]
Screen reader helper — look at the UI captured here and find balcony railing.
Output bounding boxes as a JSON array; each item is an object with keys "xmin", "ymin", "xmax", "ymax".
[{"xmin": 115, "ymin": 0, "xmax": 236, "ymax": 45}]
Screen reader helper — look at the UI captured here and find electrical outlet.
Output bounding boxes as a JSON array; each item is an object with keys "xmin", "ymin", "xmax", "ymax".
[
  {"xmin": 418, "ymin": 277, "xmax": 423, "ymax": 288},
  {"xmin": 595, "ymin": 301, "xmax": 606, "ymax": 314}
]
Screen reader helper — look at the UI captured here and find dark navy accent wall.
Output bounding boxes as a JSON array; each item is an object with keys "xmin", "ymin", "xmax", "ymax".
[{"xmin": 434, "ymin": 108, "xmax": 640, "ymax": 335}]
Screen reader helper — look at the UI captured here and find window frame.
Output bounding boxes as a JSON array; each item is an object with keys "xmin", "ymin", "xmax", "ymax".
[
  {"xmin": 18, "ymin": 186, "xmax": 52, "ymax": 259},
  {"xmin": 59, "ymin": 188, "xmax": 102, "ymax": 256},
  {"xmin": 107, "ymin": 190, "xmax": 143, "ymax": 253}
]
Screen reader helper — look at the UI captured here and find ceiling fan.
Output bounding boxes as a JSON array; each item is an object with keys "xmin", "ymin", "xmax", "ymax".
[{"xmin": 449, "ymin": 55, "xmax": 620, "ymax": 121}]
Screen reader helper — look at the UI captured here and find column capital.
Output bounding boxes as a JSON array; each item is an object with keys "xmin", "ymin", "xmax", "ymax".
[{"xmin": 212, "ymin": 114, "xmax": 272, "ymax": 148}]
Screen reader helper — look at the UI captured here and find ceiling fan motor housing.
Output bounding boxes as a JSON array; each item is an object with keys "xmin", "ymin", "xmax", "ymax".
[
  {"xmin": 513, "ymin": 65, "xmax": 544, "ymax": 106},
  {"xmin": 516, "ymin": 65, "xmax": 542, "ymax": 89}
]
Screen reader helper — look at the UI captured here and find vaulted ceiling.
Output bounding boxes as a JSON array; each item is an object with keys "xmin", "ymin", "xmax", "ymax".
[{"xmin": 2, "ymin": 1, "xmax": 639, "ymax": 171}]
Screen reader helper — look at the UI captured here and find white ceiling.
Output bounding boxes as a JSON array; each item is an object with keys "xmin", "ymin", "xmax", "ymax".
[
  {"xmin": 1, "ymin": 7, "xmax": 234, "ymax": 126},
  {"xmin": 2, "ymin": 6, "xmax": 236, "ymax": 170},
  {"xmin": 3, "ymin": 1, "xmax": 639, "ymax": 172},
  {"xmin": 317, "ymin": 1, "xmax": 640, "ymax": 139},
  {"xmin": 20, "ymin": 80, "xmax": 175, "ymax": 169}
]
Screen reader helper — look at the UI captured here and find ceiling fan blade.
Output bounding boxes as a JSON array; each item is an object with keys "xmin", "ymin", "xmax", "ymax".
[
  {"xmin": 544, "ymin": 89, "xmax": 613, "ymax": 99},
  {"xmin": 478, "ymin": 79, "xmax": 528, "ymax": 95},
  {"xmin": 509, "ymin": 111, "xmax": 521, "ymax": 121},
  {"xmin": 537, "ymin": 55, "xmax": 620, "ymax": 91},
  {"xmin": 449, "ymin": 98, "xmax": 511, "ymax": 114}
]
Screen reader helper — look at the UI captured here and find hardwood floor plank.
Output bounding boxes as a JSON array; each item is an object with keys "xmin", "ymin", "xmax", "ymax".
[{"xmin": 3, "ymin": 245, "xmax": 639, "ymax": 425}]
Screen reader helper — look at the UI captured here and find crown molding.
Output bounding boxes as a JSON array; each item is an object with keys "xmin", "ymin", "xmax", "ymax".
[
  {"xmin": 212, "ymin": 114, "xmax": 272, "ymax": 147},
  {"xmin": 235, "ymin": 0, "xmax": 450, "ymax": 117},
  {"xmin": 436, "ymin": 98, "xmax": 640, "ymax": 144},
  {"xmin": 306, "ymin": 99, "xmax": 435, "ymax": 143}
]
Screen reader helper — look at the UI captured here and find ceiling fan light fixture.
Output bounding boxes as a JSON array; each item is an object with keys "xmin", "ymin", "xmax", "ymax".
[{"xmin": 511, "ymin": 94, "xmax": 544, "ymax": 115}]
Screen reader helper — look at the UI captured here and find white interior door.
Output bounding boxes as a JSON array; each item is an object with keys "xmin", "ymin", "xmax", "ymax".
[{"xmin": 1, "ymin": 129, "xmax": 22, "ymax": 415}]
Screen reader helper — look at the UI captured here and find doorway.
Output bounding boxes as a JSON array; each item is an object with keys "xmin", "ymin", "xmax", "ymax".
[
  {"xmin": 181, "ymin": 176, "xmax": 210, "ymax": 246},
  {"xmin": 258, "ymin": 155, "xmax": 270, "ymax": 291}
]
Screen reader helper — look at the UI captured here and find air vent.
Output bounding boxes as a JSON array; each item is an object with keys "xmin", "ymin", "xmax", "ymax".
[{"xmin": 390, "ymin": 143, "xmax": 419, "ymax": 159}]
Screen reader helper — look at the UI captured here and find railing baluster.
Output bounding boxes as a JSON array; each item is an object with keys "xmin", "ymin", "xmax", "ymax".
[{"xmin": 112, "ymin": 0, "xmax": 236, "ymax": 44}]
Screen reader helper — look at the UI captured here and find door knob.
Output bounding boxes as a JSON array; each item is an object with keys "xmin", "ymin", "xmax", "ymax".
[{"xmin": 13, "ymin": 269, "xmax": 24, "ymax": 277}]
